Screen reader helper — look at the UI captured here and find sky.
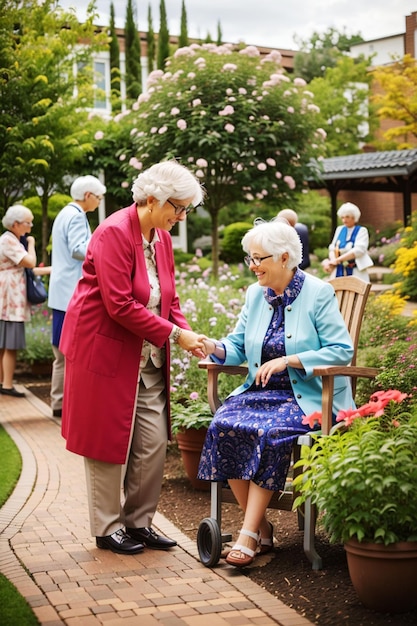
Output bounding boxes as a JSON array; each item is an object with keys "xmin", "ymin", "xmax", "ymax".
[{"xmin": 59, "ymin": 0, "xmax": 417, "ymax": 50}]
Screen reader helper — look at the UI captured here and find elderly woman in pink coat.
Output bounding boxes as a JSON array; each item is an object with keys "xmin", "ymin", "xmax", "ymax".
[{"xmin": 60, "ymin": 161, "xmax": 207, "ymax": 555}]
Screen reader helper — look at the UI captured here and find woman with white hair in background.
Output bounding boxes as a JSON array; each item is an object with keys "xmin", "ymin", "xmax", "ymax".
[
  {"xmin": 0, "ymin": 205, "xmax": 44, "ymax": 397},
  {"xmin": 198, "ymin": 220, "xmax": 354, "ymax": 568},
  {"xmin": 323, "ymin": 202, "xmax": 373, "ymax": 281}
]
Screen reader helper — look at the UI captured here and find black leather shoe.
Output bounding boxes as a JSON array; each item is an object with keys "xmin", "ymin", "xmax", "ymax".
[
  {"xmin": 96, "ymin": 529, "xmax": 144, "ymax": 554},
  {"xmin": 52, "ymin": 409, "xmax": 62, "ymax": 418},
  {"xmin": 126, "ymin": 526, "xmax": 177, "ymax": 550},
  {"xmin": 1, "ymin": 387, "xmax": 25, "ymax": 397}
]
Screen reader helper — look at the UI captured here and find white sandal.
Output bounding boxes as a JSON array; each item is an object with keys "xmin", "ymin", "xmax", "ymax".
[{"xmin": 225, "ymin": 529, "xmax": 259, "ymax": 567}]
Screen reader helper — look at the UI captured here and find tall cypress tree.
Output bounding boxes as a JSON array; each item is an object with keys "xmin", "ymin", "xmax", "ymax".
[
  {"xmin": 157, "ymin": 0, "xmax": 170, "ymax": 70},
  {"xmin": 147, "ymin": 4, "xmax": 155, "ymax": 74},
  {"xmin": 178, "ymin": 0, "xmax": 188, "ymax": 48},
  {"xmin": 109, "ymin": 2, "xmax": 121, "ymax": 110},
  {"xmin": 216, "ymin": 20, "xmax": 222, "ymax": 45},
  {"xmin": 125, "ymin": 0, "xmax": 142, "ymax": 99}
]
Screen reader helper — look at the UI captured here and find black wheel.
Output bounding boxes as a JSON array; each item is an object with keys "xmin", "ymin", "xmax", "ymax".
[{"xmin": 197, "ymin": 517, "xmax": 222, "ymax": 567}]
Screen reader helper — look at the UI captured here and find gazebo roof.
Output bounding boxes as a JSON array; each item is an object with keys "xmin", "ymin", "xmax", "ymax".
[
  {"xmin": 317, "ymin": 149, "xmax": 417, "ymax": 182},
  {"xmin": 309, "ymin": 148, "xmax": 417, "ymax": 227}
]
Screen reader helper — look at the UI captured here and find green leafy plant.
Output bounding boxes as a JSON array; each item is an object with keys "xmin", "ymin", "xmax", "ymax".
[
  {"xmin": 294, "ymin": 390, "xmax": 417, "ymax": 546},
  {"xmin": 19, "ymin": 305, "xmax": 53, "ymax": 364},
  {"xmin": 171, "ymin": 396, "xmax": 213, "ymax": 434}
]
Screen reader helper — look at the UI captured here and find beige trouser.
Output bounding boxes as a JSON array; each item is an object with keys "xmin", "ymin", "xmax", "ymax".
[
  {"xmin": 84, "ymin": 361, "xmax": 168, "ymax": 537},
  {"xmin": 51, "ymin": 344, "xmax": 64, "ymax": 412}
]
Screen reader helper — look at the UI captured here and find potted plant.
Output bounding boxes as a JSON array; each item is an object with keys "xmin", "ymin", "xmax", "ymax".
[
  {"xmin": 294, "ymin": 389, "xmax": 417, "ymax": 613},
  {"xmin": 171, "ymin": 395, "xmax": 213, "ymax": 491}
]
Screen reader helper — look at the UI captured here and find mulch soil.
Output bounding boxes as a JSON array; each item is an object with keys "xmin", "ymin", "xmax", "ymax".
[{"xmin": 16, "ymin": 370, "xmax": 417, "ymax": 626}]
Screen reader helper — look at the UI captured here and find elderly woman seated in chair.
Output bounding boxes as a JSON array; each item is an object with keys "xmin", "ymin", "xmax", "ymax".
[{"xmin": 198, "ymin": 220, "xmax": 354, "ymax": 568}]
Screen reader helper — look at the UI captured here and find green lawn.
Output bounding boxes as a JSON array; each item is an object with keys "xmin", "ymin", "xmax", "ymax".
[{"xmin": 0, "ymin": 425, "xmax": 39, "ymax": 625}]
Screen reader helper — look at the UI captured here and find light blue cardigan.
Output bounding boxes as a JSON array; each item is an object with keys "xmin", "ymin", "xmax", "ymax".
[{"xmin": 217, "ymin": 273, "xmax": 355, "ymax": 419}]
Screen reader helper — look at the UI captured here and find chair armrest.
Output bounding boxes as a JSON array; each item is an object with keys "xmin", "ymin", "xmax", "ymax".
[
  {"xmin": 312, "ymin": 365, "xmax": 380, "ymax": 435},
  {"xmin": 198, "ymin": 359, "xmax": 248, "ymax": 413}
]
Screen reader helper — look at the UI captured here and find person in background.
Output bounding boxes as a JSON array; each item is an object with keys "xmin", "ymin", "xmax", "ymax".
[
  {"xmin": 0, "ymin": 206, "xmax": 40, "ymax": 396},
  {"xmin": 47, "ymin": 175, "xmax": 106, "ymax": 417},
  {"xmin": 60, "ymin": 160, "xmax": 208, "ymax": 556},
  {"xmin": 322, "ymin": 202, "xmax": 373, "ymax": 281},
  {"xmin": 277, "ymin": 208, "xmax": 310, "ymax": 270},
  {"xmin": 197, "ymin": 220, "xmax": 354, "ymax": 568}
]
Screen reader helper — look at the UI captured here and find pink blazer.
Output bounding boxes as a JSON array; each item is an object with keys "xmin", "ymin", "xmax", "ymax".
[{"xmin": 60, "ymin": 203, "xmax": 190, "ymax": 463}]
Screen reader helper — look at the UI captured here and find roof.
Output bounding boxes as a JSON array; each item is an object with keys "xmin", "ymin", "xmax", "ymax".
[{"xmin": 317, "ymin": 149, "xmax": 417, "ymax": 181}]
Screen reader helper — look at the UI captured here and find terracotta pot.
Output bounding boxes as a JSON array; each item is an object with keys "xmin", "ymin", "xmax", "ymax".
[
  {"xmin": 176, "ymin": 427, "xmax": 210, "ymax": 491},
  {"xmin": 344, "ymin": 538, "xmax": 417, "ymax": 613}
]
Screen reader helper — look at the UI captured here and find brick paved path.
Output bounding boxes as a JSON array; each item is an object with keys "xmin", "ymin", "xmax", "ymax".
[{"xmin": 0, "ymin": 389, "xmax": 314, "ymax": 626}]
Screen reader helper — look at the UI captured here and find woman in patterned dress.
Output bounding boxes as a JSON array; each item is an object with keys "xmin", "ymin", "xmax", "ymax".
[
  {"xmin": 198, "ymin": 220, "xmax": 354, "ymax": 567},
  {"xmin": 0, "ymin": 205, "xmax": 37, "ymax": 397}
]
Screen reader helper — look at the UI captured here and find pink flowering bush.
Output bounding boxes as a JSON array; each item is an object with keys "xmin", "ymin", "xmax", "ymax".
[
  {"xmin": 294, "ymin": 390, "xmax": 417, "ymax": 545},
  {"xmin": 101, "ymin": 43, "xmax": 326, "ymax": 275}
]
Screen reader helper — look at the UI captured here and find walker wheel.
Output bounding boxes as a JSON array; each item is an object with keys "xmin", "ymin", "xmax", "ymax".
[{"xmin": 197, "ymin": 517, "xmax": 222, "ymax": 567}]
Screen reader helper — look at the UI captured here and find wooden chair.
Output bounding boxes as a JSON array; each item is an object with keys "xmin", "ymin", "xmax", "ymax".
[{"xmin": 196, "ymin": 276, "xmax": 379, "ymax": 568}]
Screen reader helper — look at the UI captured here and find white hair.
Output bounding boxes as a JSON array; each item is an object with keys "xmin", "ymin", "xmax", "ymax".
[
  {"xmin": 70, "ymin": 175, "xmax": 107, "ymax": 201},
  {"xmin": 131, "ymin": 160, "xmax": 204, "ymax": 207},
  {"xmin": 242, "ymin": 220, "xmax": 302, "ymax": 270},
  {"xmin": 337, "ymin": 202, "xmax": 361, "ymax": 222},
  {"xmin": 2, "ymin": 204, "xmax": 33, "ymax": 229}
]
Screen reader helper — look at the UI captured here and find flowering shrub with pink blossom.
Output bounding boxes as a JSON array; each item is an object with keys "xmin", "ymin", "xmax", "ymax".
[{"xmin": 96, "ymin": 43, "xmax": 326, "ymax": 275}]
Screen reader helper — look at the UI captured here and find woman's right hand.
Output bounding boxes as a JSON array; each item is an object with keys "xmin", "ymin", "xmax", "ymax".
[{"xmin": 177, "ymin": 329, "xmax": 208, "ymax": 358}]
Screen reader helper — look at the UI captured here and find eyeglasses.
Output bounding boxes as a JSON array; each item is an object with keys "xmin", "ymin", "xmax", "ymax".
[
  {"xmin": 90, "ymin": 193, "xmax": 103, "ymax": 201},
  {"xmin": 20, "ymin": 221, "xmax": 33, "ymax": 226},
  {"xmin": 166, "ymin": 199, "xmax": 194, "ymax": 215},
  {"xmin": 244, "ymin": 254, "xmax": 273, "ymax": 267}
]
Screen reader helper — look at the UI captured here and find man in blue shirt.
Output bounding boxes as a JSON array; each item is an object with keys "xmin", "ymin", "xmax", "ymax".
[
  {"xmin": 48, "ymin": 175, "xmax": 106, "ymax": 417},
  {"xmin": 277, "ymin": 209, "xmax": 310, "ymax": 270}
]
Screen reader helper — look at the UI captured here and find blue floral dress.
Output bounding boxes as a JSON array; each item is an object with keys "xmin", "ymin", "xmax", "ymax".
[{"xmin": 197, "ymin": 271, "xmax": 312, "ymax": 492}]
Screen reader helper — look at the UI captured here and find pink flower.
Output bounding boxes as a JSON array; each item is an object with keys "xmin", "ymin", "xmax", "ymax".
[
  {"xmin": 371, "ymin": 389, "xmax": 408, "ymax": 404},
  {"xmin": 257, "ymin": 163, "xmax": 267, "ymax": 171},
  {"xmin": 177, "ymin": 119, "xmax": 187, "ymax": 130},
  {"xmin": 302, "ymin": 411, "xmax": 322, "ymax": 428},
  {"xmin": 170, "ymin": 107, "xmax": 180, "ymax": 115},
  {"xmin": 189, "ymin": 392, "xmax": 199, "ymax": 400},
  {"xmin": 283, "ymin": 175, "xmax": 296, "ymax": 190},
  {"xmin": 94, "ymin": 131, "xmax": 104, "ymax": 140},
  {"xmin": 158, "ymin": 126, "xmax": 167, "ymax": 134},
  {"xmin": 218, "ymin": 105, "xmax": 235, "ymax": 116},
  {"xmin": 224, "ymin": 123, "xmax": 235, "ymax": 133},
  {"xmin": 196, "ymin": 158, "xmax": 208, "ymax": 167},
  {"xmin": 192, "ymin": 98, "xmax": 201, "ymax": 107}
]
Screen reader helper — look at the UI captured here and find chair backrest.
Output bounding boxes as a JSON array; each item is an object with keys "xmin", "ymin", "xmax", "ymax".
[{"xmin": 329, "ymin": 276, "xmax": 371, "ymax": 368}]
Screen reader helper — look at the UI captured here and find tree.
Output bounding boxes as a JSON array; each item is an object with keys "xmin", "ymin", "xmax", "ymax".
[
  {"xmin": 216, "ymin": 21, "xmax": 222, "ymax": 46},
  {"xmin": 372, "ymin": 54, "xmax": 417, "ymax": 149},
  {"xmin": 309, "ymin": 55, "xmax": 377, "ymax": 156},
  {"xmin": 120, "ymin": 45, "xmax": 326, "ymax": 275},
  {"xmin": 157, "ymin": 0, "xmax": 170, "ymax": 70},
  {"xmin": 178, "ymin": 0, "xmax": 188, "ymax": 48},
  {"xmin": 147, "ymin": 4, "xmax": 156, "ymax": 74},
  {"xmin": 125, "ymin": 0, "xmax": 142, "ymax": 99},
  {"xmin": 0, "ymin": 0, "xmax": 108, "ymax": 262},
  {"xmin": 294, "ymin": 27, "xmax": 364, "ymax": 82},
  {"xmin": 109, "ymin": 2, "xmax": 121, "ymax": 110}
]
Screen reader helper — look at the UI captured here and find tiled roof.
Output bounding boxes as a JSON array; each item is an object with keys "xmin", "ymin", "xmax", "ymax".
[{"xmin": 317, "ymin": 149, "xmax": 417, "ymax": 180}]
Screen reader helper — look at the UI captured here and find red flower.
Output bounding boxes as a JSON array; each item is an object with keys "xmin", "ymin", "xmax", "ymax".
[
  {"xmin": 302, "ymin": 411, "xmax": 322, "ymax": 428},
  {"xmin": 370, "ymin": 389, "xmax": 408, "ymax": 404}
]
